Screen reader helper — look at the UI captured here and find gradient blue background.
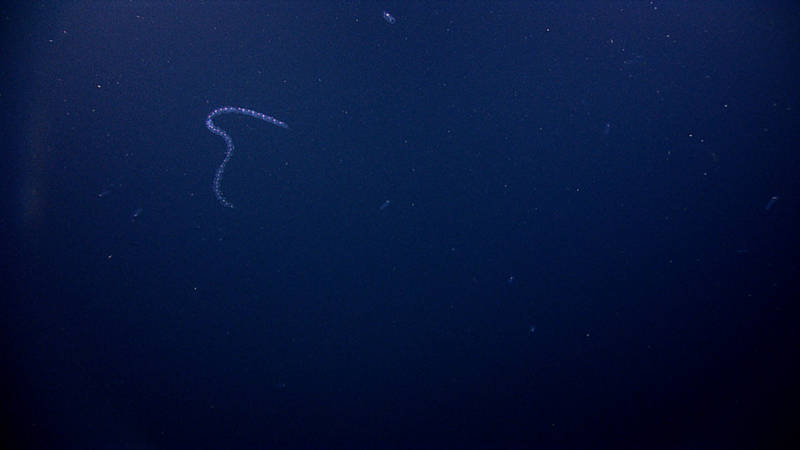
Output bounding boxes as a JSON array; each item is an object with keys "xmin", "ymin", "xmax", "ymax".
[{"xmin": 2, "ymin": 2, "xmax": 798, "ymax": 448}]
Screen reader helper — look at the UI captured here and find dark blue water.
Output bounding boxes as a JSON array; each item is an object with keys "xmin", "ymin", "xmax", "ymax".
[{"xmin": 2, "ymin": 2, "xmax": 798, "ymax": 449}]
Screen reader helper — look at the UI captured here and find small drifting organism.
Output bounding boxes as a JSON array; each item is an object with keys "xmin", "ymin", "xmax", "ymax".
[
  {"xmin": 382, "ymin": 10, "xmax": 396, "ymax": 24},
  {"xmin": 379, "ymin": 200, "xmax": 391, "ymax": 211},
  {"xmin": 765, "ymin": 195, "xmax": 779, "ymax": 211}
]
